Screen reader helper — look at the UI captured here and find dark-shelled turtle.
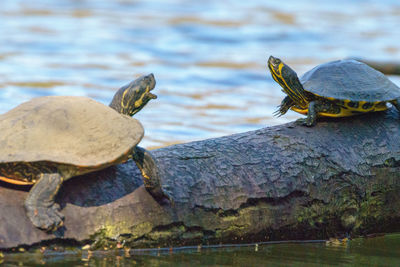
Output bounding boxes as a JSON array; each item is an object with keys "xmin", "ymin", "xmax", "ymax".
[
  {"xmin": 0, "ymin": 74, "xmax": 169, "ymax": 231},
  {"xmin": 268, "ymin": 56, "xmax": 400, "ymax": 126}
]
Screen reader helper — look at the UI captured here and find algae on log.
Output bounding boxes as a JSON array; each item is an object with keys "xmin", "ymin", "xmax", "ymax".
[{"xmin": 1, "ymin": 109, "xmax": 400, "ymax": 250}]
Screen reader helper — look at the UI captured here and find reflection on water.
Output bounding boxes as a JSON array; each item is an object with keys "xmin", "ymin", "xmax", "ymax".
[
  {"xmin": 2, "ymin": 235, "xmax": 400, "ymax": 266},
  {"xmin": 1, "ymin": 0, "xmax": 400, "ymax": 148},
  {"xmin": 0, "ymin": 1, "xmax": 399, "ymax": 265}
]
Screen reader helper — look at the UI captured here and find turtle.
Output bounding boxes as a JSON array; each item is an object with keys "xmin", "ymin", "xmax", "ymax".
[
  {"xmin": 267, "ymin": 56, "xmax": 400, "ymax": 126},
  {"xmin": 0, "ymin": 73, "xmax": 169, "ymax": 231}
]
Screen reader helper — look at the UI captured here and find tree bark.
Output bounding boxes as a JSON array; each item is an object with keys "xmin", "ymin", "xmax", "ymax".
[{"xmin": 1, "ymin": 109, "xmax": 400, "ymax": 250}]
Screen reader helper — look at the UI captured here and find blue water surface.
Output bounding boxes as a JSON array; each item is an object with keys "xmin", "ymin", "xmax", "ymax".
[{"xmin": 0, "ymin": 0, "xmax": 399, "ymax": 148}]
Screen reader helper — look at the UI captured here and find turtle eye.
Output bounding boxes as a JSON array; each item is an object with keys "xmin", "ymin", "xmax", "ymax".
[{"xmin": 272, "ymin": 59, "xmax": 282, "ymax": 69}]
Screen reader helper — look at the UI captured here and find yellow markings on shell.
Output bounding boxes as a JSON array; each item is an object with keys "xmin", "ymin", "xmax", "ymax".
[
  {"xmin": 0, "ymin": 162, "xmax": 61, "ymax": 186},
  {"xmin": 0, "ymin": 175, "xmax": 34, "ymax": 185},
  {"xmin": 343, "ymin": 100, "xmax": 388, "ymax": 112},
  {"xmin": 373, "ymin": 101, "xmax": 388, "ymax": 111},
  {"xmin": 292, "ymin": 106, "xmax": 359, "ymax": 117},
  {"xmin": 291, "ymin": 100, "xmax": 388, "ymax": 117},
  {"xmin": 0, "ymin": 162, "xmax": 38, "ymax": 184},
  {"xmin": 291, "ymin": 106, "xmax": 308, "ymax": 115}
]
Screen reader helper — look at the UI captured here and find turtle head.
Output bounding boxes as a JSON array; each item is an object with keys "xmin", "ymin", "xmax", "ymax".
[
  {"xmin": 109, "ymin": 73, "xmax": 157, "ymax": 116},
  {"xmin": 268, "ymin": 56, "xmax": 308, "ymax": 108}
]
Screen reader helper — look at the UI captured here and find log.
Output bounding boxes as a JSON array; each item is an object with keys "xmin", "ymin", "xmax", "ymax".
[{"xmin": 1, "ymin": 108, "xmax": 400, "ymax": 250}]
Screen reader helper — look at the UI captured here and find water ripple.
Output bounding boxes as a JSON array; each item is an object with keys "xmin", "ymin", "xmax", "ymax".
[{"xmin": 0, "ymin": 0, "xmax": 399, "ymax": 147}]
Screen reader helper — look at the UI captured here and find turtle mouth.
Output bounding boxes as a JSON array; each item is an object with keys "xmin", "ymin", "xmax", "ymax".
[
  {"xmin": 146, "ymin": 91, "xmax": 157, "ymax": 99},
  {"xmin": 142, "ymin": 73, "xmax": 157, "ymax": 99},
  {"xmin": 268, "ymin": 56, "xmax": 281, "ymax": 69}
]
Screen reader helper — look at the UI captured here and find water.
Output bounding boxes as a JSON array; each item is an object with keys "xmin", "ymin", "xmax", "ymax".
[
  {"xmin": 1, "ymin": 0, "xmax": 400, "ymax": 148},
  {"xmin": 2, "ymin": 235, "xmax": 400, "ymax": 266}
]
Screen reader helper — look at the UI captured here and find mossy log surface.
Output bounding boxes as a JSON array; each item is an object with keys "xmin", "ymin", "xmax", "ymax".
[{"xmin": 1, "ymin": 109, "xmax": 400, "ymax": 250}]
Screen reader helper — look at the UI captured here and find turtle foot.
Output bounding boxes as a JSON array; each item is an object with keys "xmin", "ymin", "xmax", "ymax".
[
  {"xmin": 25, "ymin": 203, "xmax": 64, "ymax": 232},
  {"xmin": 159, "ymin": 190, "xmax": 174, "ymax": 206},
  {"xmin": 296, "ymin": 118, "xmax": 315, "ymax": 127},
  {"xmin": 148, "ymin": 186, "xmax": 174, "ymax": 206}
]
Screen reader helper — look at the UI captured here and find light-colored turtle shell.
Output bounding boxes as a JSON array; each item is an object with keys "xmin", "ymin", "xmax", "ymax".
[
  {"xmin": 0, "ymin": 96, "xmax": 144, "ymax": 167},
  {"xmin": 300, "ymin": 59, "xmax": 400, "ymax": 102}
]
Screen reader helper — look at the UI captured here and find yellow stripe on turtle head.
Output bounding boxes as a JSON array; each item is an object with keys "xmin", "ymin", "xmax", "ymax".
[
  {"xmin": 134, "ymin": 85, "xmax": 151, "ymax": 108},
  {"xmin": 269, "ymin": 61, "xmax": 308, "ymax": 108},
  {"xmin": 120, "ymin": 84, "xmax": 151, "ymax": 115},
  {"xmin": 120, "ymin": 87, "xmax": 131, "ymax": 112}
]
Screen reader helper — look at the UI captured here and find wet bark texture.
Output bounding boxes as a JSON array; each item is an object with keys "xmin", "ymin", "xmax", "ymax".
[{"xmin": 1, "ymin": 109, "xmax": 400, "ymax": 250}]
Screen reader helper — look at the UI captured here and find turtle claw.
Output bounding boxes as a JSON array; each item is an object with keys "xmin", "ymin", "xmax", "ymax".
[
  {"xmin": 25, "ymin": 203, "xmax": 64, "ymax": 232},
  {"xmin": 272, "ymin": 109, "xmax": 281, "ymax": 117},
  {"xmin": 295, "ymin": 118, "xmax": 305, "ymax": 125},
  {"xmin": 296, "ymin": 118, "xmax": 315, "ymax": 127}
]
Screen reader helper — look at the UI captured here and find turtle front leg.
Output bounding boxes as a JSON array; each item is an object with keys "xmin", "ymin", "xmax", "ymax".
[
  {"xmin": 298, "ymin": 100, "xmax": 339, "ymax": 127},
  {"xmin": 24, "ymin": 173, "xmax": 65, "ymax": 231},
  {"xmin": 132, "ymin": 146, "xmax": 172, "ymax": 204},
  {"xmin": 297, "ymin": 101, "xmax": 318, "ymax": 127},
  {"xmin": 274, "ymin": 96, "xmax": 295, "ymax": 117}
]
